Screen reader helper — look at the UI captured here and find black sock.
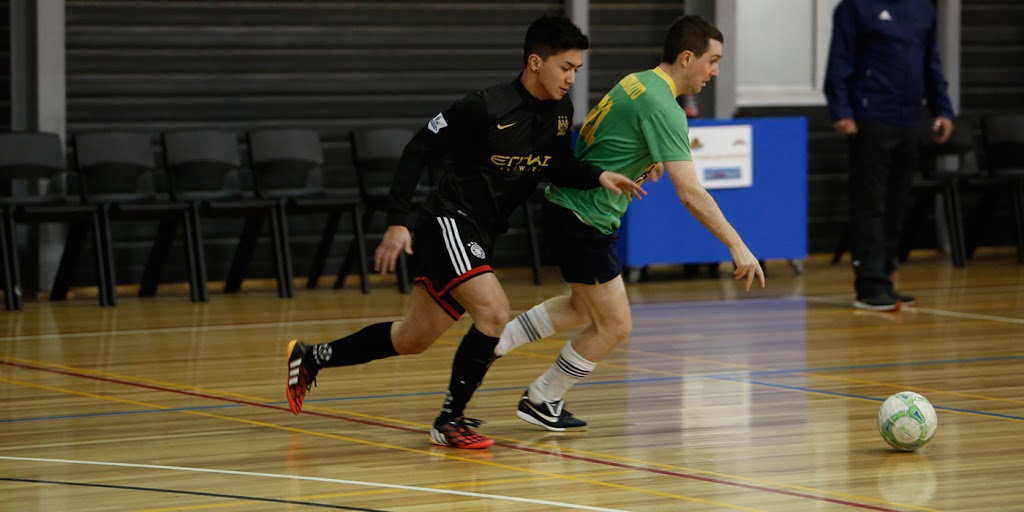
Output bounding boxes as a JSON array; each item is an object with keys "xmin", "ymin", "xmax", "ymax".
[
  {"xmin": 437, "ymin": 325, "xmax": 499, "ymax": 424},
  {"xmin": 306, "ymin": 322, "xmax": 399, "ymax": 369}
]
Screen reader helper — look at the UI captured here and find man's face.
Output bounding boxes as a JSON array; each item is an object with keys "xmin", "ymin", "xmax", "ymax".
[
  {"xmin": 532, "ymin": 49, "xmax": 584, "ymax": 101},
  {"xmin": 685, "ymin": 39, "xmax": 722, "ymax": 95}
]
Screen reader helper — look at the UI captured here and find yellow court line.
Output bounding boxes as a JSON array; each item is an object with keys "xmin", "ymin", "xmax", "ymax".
[
  {"xmin": 0, "ymin": 376, "xmax": 766, "ymax": 512},
  {"xmin": 5, "ymin": 356, "xmax": 936, "ymax": 512}
]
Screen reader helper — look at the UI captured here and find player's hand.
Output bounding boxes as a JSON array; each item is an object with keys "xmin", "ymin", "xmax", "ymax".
[
  {"xmin": 599, "ymin": 171, "xmax": 646, "ymax": 201},
  {"xmin": 933, "ymin": 116, "xmax": 953, "ymax": 144},
  {"xmin": 729, "ymin": 244, "xmax": 765, "ymax": 291},
  {"xmin": 375, "ymin": 225, "xmax": 413, "ymax": 274},
  {"xmin": 832, "ymin": 118, "xmax": 857, "ymax": 136}
]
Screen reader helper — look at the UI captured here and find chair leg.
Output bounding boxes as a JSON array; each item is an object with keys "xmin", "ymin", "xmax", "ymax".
[
  {"xmin": 1, "ymin": 209, "xmax": 19, "ymax": 311},
  {"xmin": 95, "ymin": 206, "xmax": 117, "ymax": 306},
  {"xmin": 943, "ymin": 181, "xmax": 967, "ymax": 268},
  {"xmin": 49, "ymin": 220, "xmax": 88, "ymax": 301},
  {"xmin": 350, "ymin": 206, "xmax": 370, "ymax": 295},
  {"xmin": 524, "ymin": 200, "xmax": 543, "ymax": 285},
  {"xmin": 180, "ymin": 209, "xmax": 204, "ymax": 302},
  {"xmin": 1013, "ymin": 180, "xmax": 1024, "ymax": 264},
  {"xmin": 269, "ymin": 202, "xmax": 294, "ymax": 298},
  {"xmin": 831, "ymin": 222, "xmax": 849, "ymax": 265},
  {"xmin": 334, "ymin": 209, "xmax": 376, "ymax": 290},
  {"xmin": 224, "ymin": 214, "xmax": 264, "ymax": 294},
  {"xmin": 188, "ymin": 203, "xmax": 210, "ymax": 302},
  {"xmin": 397, "ymin": 252, "xmax": 411, "ymax": 294},
  {"xmin": 306, "ymin": 211, "xmax": 341, "ymax": 289},
  {"xmin": 139, "ymin": 217, "xmax": 178, "ymax": 297}
]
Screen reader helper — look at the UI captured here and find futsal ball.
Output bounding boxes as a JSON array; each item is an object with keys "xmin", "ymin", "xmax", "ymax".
[{"xmin": 877, "ymin": 392, "xmax": 938, "ymax": 451}]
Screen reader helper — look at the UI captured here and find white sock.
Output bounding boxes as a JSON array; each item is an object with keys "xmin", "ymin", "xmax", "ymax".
[
  {"xmin": 527, "ymin": 341, "xmax": 597, "ymax": 404},
  {"xmin": 494, "ymin": 303, "xmax": 555, "ymax": 357}
]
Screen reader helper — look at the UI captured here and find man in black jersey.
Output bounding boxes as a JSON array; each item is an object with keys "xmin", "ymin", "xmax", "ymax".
[{"xmin": 285, "ymin": 15, "xmax": 644, "ymax": 449}]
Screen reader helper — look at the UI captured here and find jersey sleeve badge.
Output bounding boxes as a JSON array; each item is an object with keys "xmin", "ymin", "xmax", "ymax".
[{"xmin": 427, "ymin": 112, "xmax": 448, "ymax": 134}]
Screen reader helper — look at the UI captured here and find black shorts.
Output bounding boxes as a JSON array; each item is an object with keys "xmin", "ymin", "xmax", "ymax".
[
  {"xmin": 542, "ymin": 199, "xmax": 622, "ymax": 284},
  {"xmin": 411, "ymin": 213, "xmax": 495, "ymax": 320}
]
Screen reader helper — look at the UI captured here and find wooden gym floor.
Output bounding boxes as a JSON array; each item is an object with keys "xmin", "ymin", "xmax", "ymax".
[{"xmin": 2, "ymin": 250, "xmax": 1023, "ymax": 511}]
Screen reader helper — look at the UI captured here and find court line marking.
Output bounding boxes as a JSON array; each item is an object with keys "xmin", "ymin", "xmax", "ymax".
[
  {"xmin": 8, "ymin": 348, "xmax": 1023, "ymax": 424},
  {"xmin": 0, "ymin": 477, "xmax": 385, "ymax": 511},
  {"xmin": 1, "ymin": 361, "xmax": 910, "ymax": 512},
  {"xmin": 0, "ymin": 315, "xmax": 402, "ymax": 343},
  {"xmin": 0, "ymin": 456, "xmax": 627, "ymax": 512},
  {"xmin": 2, "ymin": 292, "xmax": 1019, "ymax": 344},
  {"xmin": 5, "ymin": 296, "xmax": 1013, "ymax": 511},
  {"xmin": 0, "ymin": 374, "xmax": 767, "ymax": 512}
]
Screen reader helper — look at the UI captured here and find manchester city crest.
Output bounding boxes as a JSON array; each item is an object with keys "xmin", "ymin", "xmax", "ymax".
[
  {"xmin": 468, "ymin": 242, "xmax": 486, "ymax": 259},
  {"xmin": 557, "ymin": 115, "xmax": 569, "ymax": 136}
]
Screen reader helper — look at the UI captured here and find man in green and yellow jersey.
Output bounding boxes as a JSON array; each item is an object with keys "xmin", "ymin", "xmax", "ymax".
[{"xmin": 491, "ymin": 15, "xmax": 766, "ymax": 431}]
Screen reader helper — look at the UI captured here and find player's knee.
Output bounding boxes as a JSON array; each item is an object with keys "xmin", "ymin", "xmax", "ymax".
[
  {"xmin": 597, "ymin": 317, "xmax": 632, "ymax": 344},
  {"xmin": 473, "ymin": 309, "xmax": 510, "ymax": 337}
]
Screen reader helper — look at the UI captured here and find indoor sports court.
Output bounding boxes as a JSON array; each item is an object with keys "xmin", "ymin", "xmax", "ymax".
[{"xmin": 3, "ymin": 253, "xmax": 1023, "ymax": 511}]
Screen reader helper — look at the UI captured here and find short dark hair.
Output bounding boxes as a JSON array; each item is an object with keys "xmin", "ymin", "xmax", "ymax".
[
  {"xmin": 661, "ymin": 15, "xmax": 724, "ymax": 64},
  {"xmin": 523, "ymin": 15, "xmax": 590, "ymax": 67}
]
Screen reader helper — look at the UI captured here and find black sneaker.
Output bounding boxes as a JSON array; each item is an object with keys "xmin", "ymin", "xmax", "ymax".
[
  {"xmin": 516, "ymin": 392, "xmax": 588, "ymax": 432},
  {"xmin": 888, "ymin": 290, "xmax": 916, "ymax": 306},
  {"xmin": 853, "ymin": 294, "xmax": 902, "ymax": 312},
  {"xmin": 286, "ymin": 340, "xmax": 319, "ymax": 415}
]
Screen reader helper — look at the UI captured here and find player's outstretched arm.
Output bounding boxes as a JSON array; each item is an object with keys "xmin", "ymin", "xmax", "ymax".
[{"xmin": 664, "ymin": 160, "xmax": 765, "ymax": 290}]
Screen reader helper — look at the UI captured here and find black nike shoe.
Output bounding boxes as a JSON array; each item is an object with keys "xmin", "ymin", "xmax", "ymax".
[{"xmin": 516, "ymin": 391, "xmax": 587, "ymax": 432}]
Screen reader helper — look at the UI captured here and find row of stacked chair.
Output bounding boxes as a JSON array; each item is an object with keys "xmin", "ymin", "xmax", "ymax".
[{"xmin": 0, "ymin": 127, "xmax": 430, "ymax": 311}]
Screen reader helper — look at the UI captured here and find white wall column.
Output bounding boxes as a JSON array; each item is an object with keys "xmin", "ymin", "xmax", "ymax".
[
  {"xmin": 10, "ymin": 0, "xmax": 66, "ymax": 290},
  {"xmin": 567, "ymin": 0, "xmax": 591, "ymax": 126},
  {"xmin": 938, "ymin": 0, "xmax": 961, "ymax": 113}
]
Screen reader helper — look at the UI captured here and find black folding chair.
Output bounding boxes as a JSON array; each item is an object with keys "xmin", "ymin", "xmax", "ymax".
[
  {"xmin": 73, "ymin": 131, "xmax": 204, "ymax": 303},
  {"xmin": 974, "ymin": 114, "xmax": 1024, "ymax": 263},
  {"xmin": 339, "ymin": 126, "xmax": 421, "ymax": 293},
  {"xmin": 247, "ymin": 128, "xmax": 369, "ymax": 294},
  {"xmin": 0, "ymin": 132, "xmax": 110, "ymax": 310},
  {"xmin": 899, "ymin": 118, "xmax": 975, "ymax": 267},
  {"xmin": 162, "ymin": 129, "xmax": 293, "ymax": 299}
]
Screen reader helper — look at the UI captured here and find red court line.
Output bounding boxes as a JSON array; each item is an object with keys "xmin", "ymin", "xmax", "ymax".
[{"xmin": 2, "ymin": 360, "xmax": 903, "ymax": 512}]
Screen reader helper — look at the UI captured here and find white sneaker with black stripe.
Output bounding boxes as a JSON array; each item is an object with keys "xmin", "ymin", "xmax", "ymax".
[{"xmin": 516, "ymin": 391, "xmax": 587, "ymax": 432}]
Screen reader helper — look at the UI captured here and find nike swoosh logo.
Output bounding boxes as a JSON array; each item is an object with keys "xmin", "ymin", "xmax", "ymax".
[
  {"xmin": 497, "ymin": 123, "xmax": 517, "ymax": 130},
  {"xmin": 524, "ymin": 401, "xmax": 559, "ymax": 423}
]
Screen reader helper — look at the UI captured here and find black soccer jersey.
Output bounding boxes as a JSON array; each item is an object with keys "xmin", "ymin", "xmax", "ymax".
[{"xmin": 386, "ymin": 75, "xmax": 604, "ymax": 237}]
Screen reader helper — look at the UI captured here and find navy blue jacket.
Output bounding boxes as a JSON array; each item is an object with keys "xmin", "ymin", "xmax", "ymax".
[{"xmin": 824, "ymin": 0, "xmax": 954, "ymax": 126}]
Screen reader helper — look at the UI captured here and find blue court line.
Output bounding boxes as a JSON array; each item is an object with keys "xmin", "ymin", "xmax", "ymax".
[
  {"xmin": 711, "ymin": 375, "xmax": 1024, "ymax": 421},
  {"xmin": 6, "ymin": 355, "xmax": 1024, "ymax": 424},
  {"xmin": 713, "ymin": 354, "xmax": 1024, "ymax": 376}
]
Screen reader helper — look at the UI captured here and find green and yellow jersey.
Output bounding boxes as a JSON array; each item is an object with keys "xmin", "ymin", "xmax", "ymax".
[{"xmin": 546, "ymin": 67, "xmax": 692, "ymax": 234}]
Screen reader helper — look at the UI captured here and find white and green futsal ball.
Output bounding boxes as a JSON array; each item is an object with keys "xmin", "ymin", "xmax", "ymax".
[{"xmin": 877, "ymin": 391, "xmax": 938, "ymax": 451}]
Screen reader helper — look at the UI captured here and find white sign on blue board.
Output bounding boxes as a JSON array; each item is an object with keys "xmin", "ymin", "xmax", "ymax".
[{"xmin": 689, "ymin": 125, "xmax": 753, "ymax": 189}]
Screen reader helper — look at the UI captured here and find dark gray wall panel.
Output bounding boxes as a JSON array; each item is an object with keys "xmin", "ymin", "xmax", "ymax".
[
  {"xmin": 0, "ymin": 0, "xmax": 9, "ymax": 129},
  {"xmin": 587, "ymin": 1, "xmax": 684, "ymax": 105},
  {"xmin": 65, "ymin": 0, "xmax": 563, "ymax": 284},
  {"xmin": 961, "ymin": 1, "xmax": 1024, "ymax": 117}
]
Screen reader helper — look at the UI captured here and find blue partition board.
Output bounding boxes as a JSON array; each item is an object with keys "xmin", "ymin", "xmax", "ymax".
[{"xmin": 617, "ymin": 117, "xmax": 807, "ymax": 267}]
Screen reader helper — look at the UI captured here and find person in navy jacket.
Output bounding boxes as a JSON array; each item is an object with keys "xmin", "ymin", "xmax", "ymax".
[{"xmin": 824, "ymin": 0, "xmax": 954, "ymax": 311}]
